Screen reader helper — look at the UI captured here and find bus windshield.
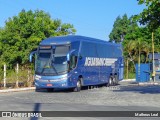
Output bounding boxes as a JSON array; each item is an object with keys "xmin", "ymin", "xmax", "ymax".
[{"xmin": 35, "ymin": 45, "xmax": 69, "ymax": 76}]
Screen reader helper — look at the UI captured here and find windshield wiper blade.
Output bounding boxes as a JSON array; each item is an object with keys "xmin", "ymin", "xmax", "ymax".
[
  {"xmin": 40, "ymin": 62, "xmax": 48, "ymax": 75},
  {"xmin": 50, "ymin": 63, "xmax": 58, "ymax": 75},
  {"xmin": 40, "ymin": 54, "xmax": 58, "ymax": 75}
]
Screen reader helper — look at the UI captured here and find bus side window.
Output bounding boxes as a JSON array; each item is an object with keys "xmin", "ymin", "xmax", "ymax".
[{"xmin": 70, "ymin": 54, "xmax": 78, "ymax": 70}]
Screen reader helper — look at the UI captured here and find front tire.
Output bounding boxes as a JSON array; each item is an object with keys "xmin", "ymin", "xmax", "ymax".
[
  {"xmin": 47, "ymin": 88, "xmax": 54, "ymax": 92},
  {"xmin": 35, "ymin": 88, "xmax": 40, "ymax": 92},
  {"xmin": 107, "ymin": 77, "xmax": 113, "ymax": 87},
  {"xmin": 73, "ymin": 80, "xmax": 81, "ymax": 92}
]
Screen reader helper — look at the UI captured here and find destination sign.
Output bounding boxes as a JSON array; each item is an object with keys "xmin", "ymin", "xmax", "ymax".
[{"xmin": 39, "ymin": 46, "xmax": 51, "ymax": 49}]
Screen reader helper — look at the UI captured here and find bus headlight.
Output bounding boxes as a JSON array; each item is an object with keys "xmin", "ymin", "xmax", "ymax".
[
  {"xmin": 62, "ymin": 83, "xmax": 67, "ymax": 86},
  {"xmin": 35, "ymin": 75, "xmax": 41, "ymax": 80}
]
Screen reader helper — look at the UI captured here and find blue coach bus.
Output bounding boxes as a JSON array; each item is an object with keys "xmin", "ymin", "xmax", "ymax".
[{"xmin": 29, "ymin": 35, "xmax": 124, "ymax": 92}]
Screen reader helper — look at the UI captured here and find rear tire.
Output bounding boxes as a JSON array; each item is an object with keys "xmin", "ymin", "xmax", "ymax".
[
  {"xmin": 114, "ymin": 75, "xmax": 119, "ymax": 85},
  {"xmin": 73, "ymin": 80, "xmax": 81, "ymax": 92},
  {"xmin": 112, "ymin": 77, "xmax": 116, "ymax": 86}
]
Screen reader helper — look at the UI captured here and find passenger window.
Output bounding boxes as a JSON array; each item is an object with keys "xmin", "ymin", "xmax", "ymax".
[{"xmin": 81, "ymin": 42, "xmax": 97, "ymax": 57}]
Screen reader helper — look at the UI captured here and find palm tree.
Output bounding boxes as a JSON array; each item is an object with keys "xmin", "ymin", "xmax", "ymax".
[
  {"xmin": 134, "ymin": 38, "xmax": 150, "ymax": 81},
  {"xmin": 123, "ymin": 40, "xmax": 137, "ymax": 79},
  {"xmin": 143, "ymin": 43, "xmax": 152, "ymax": 63},
  {"xmin": 123, "ymin": 40, "xmax": 137, "ymax": 69},
  {"xmin": 135, "ymin": 38, "xmax": 150, "ymax": 63},
  {"xmin": 123, "ymin": 39, "xmax": 150, "ymax": 79}
]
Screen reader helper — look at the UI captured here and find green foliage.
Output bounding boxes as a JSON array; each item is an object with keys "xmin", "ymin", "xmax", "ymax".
[
  {"xmin": 110, "ymin": 13, "xmax": 160, "ymax": 78},
  {"xmin": 109, "ymin": 14, "xmax": 136, "ymax": 43},
  {"xmin": 136, "ymin": 0, "xmax": 160, "ymax": 31},
  {"xmin": 124, "ymin": 71, "xmax": 135, "ymax": 79},
  {"xmin": 0, "ymin": 68, "xmax": 34, "ymax": 88},
  {"xmin": 109, "ymin": 0, "xmax": 160, "ymax": 78},
  {"xmin": 154, "ymin": 28, "xmax": 160, "ymax": 52},
  {"xmin": 0, "ymin": 9, "xmax": 76, "ymax": 68}
]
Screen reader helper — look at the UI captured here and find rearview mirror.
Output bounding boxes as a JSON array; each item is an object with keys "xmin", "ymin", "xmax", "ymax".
[{"xmin": 29, "ymin": 51, "xmax": 37, "ymax": 62}]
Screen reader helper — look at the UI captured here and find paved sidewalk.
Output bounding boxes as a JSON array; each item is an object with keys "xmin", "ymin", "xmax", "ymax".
[
  {"xmin": 0, "ymin": 87, "xmax": 35, "ymax": 93},
  {"xmin": 121, "ymin": 79, "xmax": 160, "ymax": 85},
  {"xmin": 121, "ymin": 79, "xmax": 136, "ymax": 82}
]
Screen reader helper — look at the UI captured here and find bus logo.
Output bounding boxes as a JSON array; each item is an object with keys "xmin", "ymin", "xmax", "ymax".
[{"xmin": 84, "ymin": 57, "xmax": 117, "ymax": 66}]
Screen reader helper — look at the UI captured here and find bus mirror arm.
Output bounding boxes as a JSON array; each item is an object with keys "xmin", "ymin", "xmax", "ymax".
[
  {"xmin": 67, "ymin": 53, "xmax": 70, "ymax": 61},
  {"xmin": 29, "ymin": 51, "xmax": 37, "ymax": 62}
]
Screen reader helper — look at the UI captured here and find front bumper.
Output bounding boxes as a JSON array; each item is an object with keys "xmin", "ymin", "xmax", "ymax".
[
  {"xmin": 34, "ymin": 74, "xmax": 76, "ymax": 89},
  {"xmin": 35, "ymin": 79, "xmax": 73, "ymax": 89}
]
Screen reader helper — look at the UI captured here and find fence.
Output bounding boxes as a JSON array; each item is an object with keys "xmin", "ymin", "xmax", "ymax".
[{"xmin": 0, "ymin": 64, "xmax": 34, "ymax": 89}]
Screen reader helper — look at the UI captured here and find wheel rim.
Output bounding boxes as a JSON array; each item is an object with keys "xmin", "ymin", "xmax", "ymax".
[
  {"xmin": 77, "ymin": 81, "xmax": 81, "ymax": 88},
  {"xmin": 114, "ymin": 76, "xmax": 117, "ymax": 84},
  {"xmin": 109, "ymin": 78, "xmax": 112, "ymax": 85},
  {"xmin": 112, "ymin": 77, "xmax": 115, "ymax": 84}
]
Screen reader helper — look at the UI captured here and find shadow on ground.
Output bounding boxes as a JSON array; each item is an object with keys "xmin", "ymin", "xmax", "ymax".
[
  {"xmin": 113, "ymin": 82, "xmax": 160, "ymax": 94},
  {"xmin": 34, "ymin": 84, "xmax": 116, "ymax": 93},
  {"xmin": 30, "ymin": 103, "xmax": 41, "ymax": 120}
]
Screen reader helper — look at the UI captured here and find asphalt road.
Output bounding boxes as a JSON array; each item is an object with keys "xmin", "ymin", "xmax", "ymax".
[{"xmin": 0, "ymin": 81, "xmax": 160, "ymax": 120}]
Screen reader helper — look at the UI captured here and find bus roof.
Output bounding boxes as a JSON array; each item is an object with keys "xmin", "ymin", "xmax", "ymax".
[{"xmin": 40, "ymin": 35, "xmax": 120, "ymax": 46}]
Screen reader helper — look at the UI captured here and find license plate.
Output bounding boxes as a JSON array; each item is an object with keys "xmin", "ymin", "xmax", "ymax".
[{"xmin": 47, "ymin": 84, "xmax": 53, "ymax": 87}]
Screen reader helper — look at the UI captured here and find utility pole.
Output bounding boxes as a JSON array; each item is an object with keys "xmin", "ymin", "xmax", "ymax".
[{"xmin": 152, "ymin": 32, "xmax": 155, "ymax": 82}]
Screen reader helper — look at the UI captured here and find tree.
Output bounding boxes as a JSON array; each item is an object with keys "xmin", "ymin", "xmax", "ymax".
[
  {"xmin": 109, "ymin": 14, "xmax": 155, "ymax": 78},
  {"xmin": 136, "ymin": 0, "xmax": 160, "ymax": 31},
  {"xmin": 123, "ymin": 26, "xmax": 152, "ymax": 63},
  {"xmin": 123, "ymin": 40, "xmax": 137, "ymax": 69},
  {"xmin": 153, "ymin": 27, "xmax": 160, "ymax": 52},
  {"xmin": 109, "ymin": 14, "xmax": 130, "ymax": 43},
  {"xmin": 109, "ymin": 1, "xmax": 160, "ymax": 77},
  {"xmin": 0, "ymin": 9, "xmax": 76, "ymax": 68}
]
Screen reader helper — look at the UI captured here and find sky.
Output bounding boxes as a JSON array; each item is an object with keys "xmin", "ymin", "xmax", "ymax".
[{"xmin": 0, "ymin": 0, "xmax": 145, "ymax": 41}]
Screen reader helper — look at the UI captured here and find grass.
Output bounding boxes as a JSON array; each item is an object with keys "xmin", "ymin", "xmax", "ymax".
[{"xmin": 124, "ymin": 72, "xmax": 136, "ymax": 79}]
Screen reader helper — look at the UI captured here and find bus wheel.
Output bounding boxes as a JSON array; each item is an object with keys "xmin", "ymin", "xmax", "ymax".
[
  {"xmin": 112, "ymin": 77, "xmax": 116, "ymax": 86},
  {"xmin": 114, "ymin": 75, "xmax": 118, "ymax": 85},
  {"xmin": 73, "ymin": 80, "xmax": 81, "ymax": 92},
  {"xmin": 47, "ymin": 88, "xmax": 54, "ymax": 92},
  {"xmin": 107, "ymin": 77, "xmax": 113, "ymax": 87},
  {"xmin": 35, "ymin": 88, "xmax": 40, "ymax": 92}
]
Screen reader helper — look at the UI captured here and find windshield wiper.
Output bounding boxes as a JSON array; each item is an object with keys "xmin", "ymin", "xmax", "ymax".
[
  {"xmin": 40, "ymin": 55, "xmax": 58, "ymax": 75},
  {"xmin": 50, "ymin": 62, "xmax": 58, "ymax": 75},
  {"xmin": 40, "ymin": 62, "xmax": 50, "ymax": 75}
]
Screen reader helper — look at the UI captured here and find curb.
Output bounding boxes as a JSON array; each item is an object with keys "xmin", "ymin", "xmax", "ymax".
[
  {"xmin": 138, "ymin": 82, "xmax": 160, "ymax": 86},
  {"xmin": 120, "ymin": 79, "xmax": 136, "ymax": 82},
  {"xmin": 0, "ymin": 87, "xmax": 35, "ymax": 93}
]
